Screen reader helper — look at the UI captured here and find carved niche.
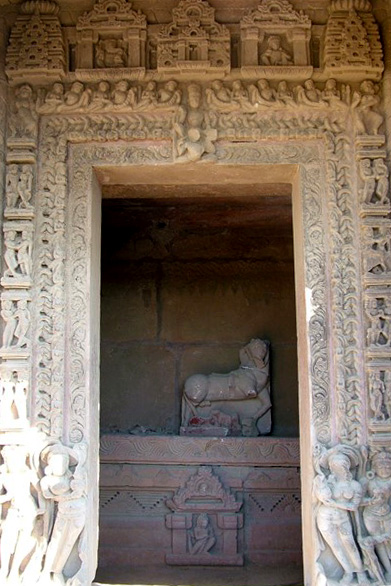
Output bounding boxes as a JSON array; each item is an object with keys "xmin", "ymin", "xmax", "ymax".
[
  {"xmin": 324, "ymin": 0, "xmax": 383, "ymax": 80},
  {"xmin": 165, "ymin": 467, "xmax": 243, "ymax": 566},
  {"xmin": 157, "ymin": 0, "xmax": 230, "ymax": 75},
  {"xmin": 5, "ymin": 0, "xmax": 65, "ymax": 85},
  {"xmin": 75, "ymin": 0, "xmax": 147, "ymax": 79},
  {"xmin": 240, "ymin": 0, "xmax": 312, "ymax": 78}
]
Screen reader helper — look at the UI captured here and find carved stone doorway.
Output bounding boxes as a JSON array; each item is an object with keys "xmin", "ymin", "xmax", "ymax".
[{"xmin": 81, "ymin": 159, "xmax": 310, "ymax": 584}]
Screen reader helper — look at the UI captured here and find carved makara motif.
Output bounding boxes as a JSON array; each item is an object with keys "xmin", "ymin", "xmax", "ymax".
[{"xmin": 157, "ymin": 0, "xmax": 230, "ymax": 74}]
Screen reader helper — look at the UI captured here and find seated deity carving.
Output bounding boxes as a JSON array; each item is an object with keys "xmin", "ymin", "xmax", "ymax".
[
  {"xmin": 180, "ymin": 338, "xmax": 271, "ymax": 437},
  {"xmin": 260, "ymin": 36, "xmax": 293, "ymax": 66},
  {"xmin": 95, "ymin": 38, "xmax": 127, "ymax": 68}
]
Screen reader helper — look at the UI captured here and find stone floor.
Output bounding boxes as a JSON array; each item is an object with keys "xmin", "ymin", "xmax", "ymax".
[{"xmin": 94, "ymin": 563, "xmax": 304, "ymax": 586}]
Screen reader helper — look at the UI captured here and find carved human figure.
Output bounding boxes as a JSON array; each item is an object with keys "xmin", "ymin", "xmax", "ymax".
[
  {"xmin": 14, "ymin": 299, "xmax": 30, "ymax": 347},
  {"xmin": 260, "ymin": 35, "xmax": 292, "ymax": 66},
  {"xmin": 360, "ymin": 159, "xmax": 376, "ymax": 204},
  {"xmin": 296, "ymin": 79, "xmax": 322, "ymax": 105},
  {"xmin": 40, "ymin": 443, "xmax": 87, "ymax": 586},
  {"xmin": 322, "ymin": 79, "xmax": 343, "ymax": 107},
  {"xmin": 276, "ymin": 81, "xmax": 295, "ymax": 106},
  {"xmin": 249, "ymin": 79, "xmax": 276, "ymax": 105},
  {"xmin": 0, "ymin": 445, "xmax": 43, "ymax": 582},
  {"xmin": 6, "ymin": 164, "xmax": 19, "ymax": 209},
  {"xmin": 137, "ymin": 81, "xmax": 158, "ymax": 109},
  {"xmin": 111, "ymin": 80, "xmax": 129, "ymax": 106},
  {"xmin": 361, "ymin": 451, "xmax": 391, "ymax": 582},
  {"xmin": 4, "ymin": 230, "xmax": 19, "ymax": 277},
  {"xmin": 90, "ymin": 81, "xmax": 111, "ymax": 110},
  {"xmin": 17, "ymin": 231, "xmax": 32, "ymax": 276},
  {"xmin": 366, "ymin": 226, "xmax": 391, "ymax": 275},
  {"xmin": 369, "ymin": 372, "xmax": 385, "ymax": 421},
  {"xmin": 373, "ymin": 159, "xmax": 390, "ymax": 205},
  {"xmin": 9, "ymin": 84, "xmax": 37, "ymax": 139},
  {"xmin": 174, "ymin": 84, "xmax": 217, "ymax": 163},
  {"xmin": 0, "ymin": 371, "xmax": 28, "ymax": 424},
  {"xmin": 367, "ymin": 316, "xmax": 389, "ymax": 347},
  {"xmin": 158, "ymin": 81, "xmax": 181, "ymax": 106},
  {"xmin": 18, "ymin": 165, "xmax": 33, "ymax": 208},
  {"xmin": 352, "ymin": 81, "xmax": 383, "ymax": 136},
  {"xmin": 189, "ymin": 513, "xmax": 216, "ymax": 555},
  {"xmin": 96, "ymin": 38, "xmax": 126, "ymax": 68},
  {"xmin": 1, "ymin": 299, "xmax": 17, "ymax": 348},
  {"xmin": 205, "ymin": 80, "xmax": 232, "ymax": 108},
  {"xmin": 231, "ymin": 80, "xmax": 249, "ymax": 106},
  {"xmin": 62, "ymin": 82, "xmax": 91, "ymax": 110},
  {"xmin": 41, "ymin": 83, "xmax": 65, "ymax": 113},
  {"xmin": 314, "ymin": 446, "xmax": 368, "ymax": 585}
]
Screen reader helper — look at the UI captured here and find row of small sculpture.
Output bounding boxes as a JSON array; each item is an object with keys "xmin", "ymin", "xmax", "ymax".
[
  {"xmin": 33, "ymin": 79, "xmax": 382, "ymax": 116},
  {"xmin": 0, "ymin": 440, "xmax": 86, "ymax": 586}
]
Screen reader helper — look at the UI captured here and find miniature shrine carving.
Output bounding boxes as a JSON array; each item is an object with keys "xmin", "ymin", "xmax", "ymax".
[
  {"xmin": 157, "ymin": 0, "xmax": 230, "ymax": 74},
  {"xmin": 240, "ymin": 0, "xmax": 312, "ymax": 77},
  {"xmin": 165, "ymin": 467, "xmax": 243, "ymax": 566},
  {"xmin": 75, "ymin": 0, "xmax": 147, "ymax": 77},
  {"xmin": 181, "ymin": 339, "xmax": 271, "ymax": 437}
]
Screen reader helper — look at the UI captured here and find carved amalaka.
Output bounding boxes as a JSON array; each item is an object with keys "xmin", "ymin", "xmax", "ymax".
[
  {"xmin": 157, "ymin": 0, "xmax": 230, "ymax": 74},
  {"xmin": 240, "ymin": 0, "xmax": 311, "ymax": 75},
  {"xmin": 76, "ymin": 0, "xmax": 147, "ymax": 77},
  {"xmin": 324, "ymin": 0, "xmax": 383, "ymax": 80},
  {"xmin": 181, "ymin": 338, "xmax": 271, "ymax": 437},
  {"xmin": 5, "ymin": 0, "xmax": 65, "ymax": 85}
]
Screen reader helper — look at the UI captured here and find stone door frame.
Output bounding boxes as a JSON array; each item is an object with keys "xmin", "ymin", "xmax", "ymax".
[{"xmin": 1, "ymin": 79, "xmax": 389, "ymax": 585}]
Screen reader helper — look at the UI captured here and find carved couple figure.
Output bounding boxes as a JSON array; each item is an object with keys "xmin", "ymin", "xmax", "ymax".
[
  {"xmin": 0, "ymin": 442, "xmax": 87, "ymax": 586},
  {"xmin": 315, "ymin": 444, "xmax": 391, "ymax": 585}
]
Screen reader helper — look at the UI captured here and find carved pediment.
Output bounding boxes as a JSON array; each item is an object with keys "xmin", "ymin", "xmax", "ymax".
[
  {"xmin": 157, "ymin": 0, "xmax": 230, "ymax": 74},
  {"xmin": 166, "ymin": 467, "xmax": 241, "ymax": 513},
  {"xmin": 241, "ymin": 0, "xmax": 310, "ymax": 27},
  {"xmin": 77, "ymin": 0, "xmax": 146, "ymax": 29},
  {"xmin": 324, "ymin": 0, "xmax": 383, "ymax": 80}
]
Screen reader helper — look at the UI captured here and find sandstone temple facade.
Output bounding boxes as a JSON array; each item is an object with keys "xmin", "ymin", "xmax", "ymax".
[{"xmin": 0, "ymin": 0, "xmax": 390, "ymax": 584}]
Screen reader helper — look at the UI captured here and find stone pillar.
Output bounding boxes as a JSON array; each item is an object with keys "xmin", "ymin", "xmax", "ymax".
[{"xmin": 374, "ymin": 3, "xmax": 391, "ymax": 157}]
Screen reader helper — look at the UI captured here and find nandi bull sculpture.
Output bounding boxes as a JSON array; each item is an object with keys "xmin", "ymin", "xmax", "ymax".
[{"xmin": 180, "ymin": 339, "xmax": 271, "ymax": 437}]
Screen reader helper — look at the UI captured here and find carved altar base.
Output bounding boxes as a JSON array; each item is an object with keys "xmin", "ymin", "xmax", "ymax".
[{"xmin": 99, "ymin": 435, "xmax": 301, "ymax": 569}]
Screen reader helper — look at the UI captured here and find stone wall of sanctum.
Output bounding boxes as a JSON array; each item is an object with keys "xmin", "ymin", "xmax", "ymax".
[
  {"xmin": 100, "ymin": 197, "xmax": 298, "ymax": 436},
  {"xmin": 0, "ymin": 0, "xmax": 390, "ymax": 585}
]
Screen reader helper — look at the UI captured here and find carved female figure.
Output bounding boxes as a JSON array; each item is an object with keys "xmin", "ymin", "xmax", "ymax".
[
  {"xmin": 314, "ymin": 446, "xmax": 368, "ymax": 584},
  {"xmin": 40, "ymin": 443, "xmax": 87, "ymax": 586},
  {"xmin": 369, "ymin": 372, "xmax": 386, "ymax": 421},
  {"xmin": 4, "ymin": 230, "xmax": 19, "ymax": 277},
  {"xmin": 189, "ymin": 513, "xmax": 216, "ymax": 555},
  {"xmin": 361, "ymin": 451, "xmax": 391, "ymax": 582},
  {"xmin": 1, "ymin": 299, "xmax": 17, "ymax": 348},
  {"xmin": 0, "ymin": 445, "xmax": 42, "ymax": 582}
]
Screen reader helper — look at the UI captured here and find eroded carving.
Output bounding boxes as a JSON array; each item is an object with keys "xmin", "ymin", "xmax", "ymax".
[
  {"xmin": 181, "ymin": 339, "xmax": 271, "ymax": 437},
  {"xmin": 2, "ymin": 222, "xmax": 33, "ymax": 286}
]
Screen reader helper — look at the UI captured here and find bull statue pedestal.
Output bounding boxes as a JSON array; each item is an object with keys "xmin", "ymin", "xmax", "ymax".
[{"xmin": 180, "ymin": 339, "xmax": 271, "ymax": 437}]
